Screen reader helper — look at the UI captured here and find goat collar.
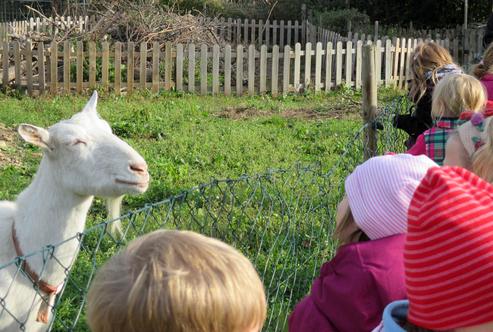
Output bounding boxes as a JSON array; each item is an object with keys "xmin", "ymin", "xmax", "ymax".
[
  {"xmin": 11, "ymin": 223, "xmax": 61, "ymax": 323},
  {"xmin": 11, "ymin": 223, "xmax": 59, "ymax": 295}
]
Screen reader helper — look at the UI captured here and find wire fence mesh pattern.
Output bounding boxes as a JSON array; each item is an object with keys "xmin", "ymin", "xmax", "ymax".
[{"xmin": 0, "ymin": 97, "xmax": 410, "ymax": 331}]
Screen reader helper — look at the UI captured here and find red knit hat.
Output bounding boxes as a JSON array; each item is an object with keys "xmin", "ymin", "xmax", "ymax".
[{"xmin": 406, "ymin": 166, "xmax": 493, "ymax": 330}]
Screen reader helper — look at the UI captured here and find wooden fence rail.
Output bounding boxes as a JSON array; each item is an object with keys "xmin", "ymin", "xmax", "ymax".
[{"xmin": 0, "ymin": 38, "xmax": 451, "ymax": 97}]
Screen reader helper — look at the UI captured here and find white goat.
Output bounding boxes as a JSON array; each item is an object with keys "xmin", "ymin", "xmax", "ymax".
[{"xmin": 0, "ymin": 91, "xmax": 149, "ymax": 331}]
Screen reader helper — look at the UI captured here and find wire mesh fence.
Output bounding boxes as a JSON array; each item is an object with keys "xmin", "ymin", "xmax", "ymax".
[{"xmin": 0, "ymin": 96, "xmax": 411, "ymax": 332}]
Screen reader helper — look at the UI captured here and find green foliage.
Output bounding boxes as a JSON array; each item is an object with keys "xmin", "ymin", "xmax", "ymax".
[
  {"xmin": 221, "ymin": 2, "xmax": 269, "ymax": 20},
  {"xmin": 269, "ymin": 0, "xmax": 306, "ymax": 21},
  {"xmin": 161, "ymin": 0, "xmax": 224, "ymax": 14},
  {"xmin": 347, "ymin": 0, "xmax": 490, "ymax": 29},
  {"xmin": 315, "ymin": 8, "xmax": 370, "ymax": 34},
  {"xmin": 0, "ymin": 91, "xmax": 382, "ymax": 201},
  {"xmin": 308, "ymin": 0, "xmax": 348, "ymax": 10}
]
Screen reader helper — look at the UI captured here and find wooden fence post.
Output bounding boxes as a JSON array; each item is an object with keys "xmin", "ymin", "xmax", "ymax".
[
  {"xmin": 362, "ymin": 45, "xmax": 378, "ymax": 160},
  {"xmin": 1, "ymin": 42, "xmax": 8, "ymax": 87},
  {"xmin": 301, "ymin": 4, "xmax": 307, "ymax": 44},
  {"xmin": 127, "ymin": 42, "xmax": 135, "ymax": 94}
]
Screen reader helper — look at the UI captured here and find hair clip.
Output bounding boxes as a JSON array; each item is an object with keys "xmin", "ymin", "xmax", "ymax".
[{"xmin": 471, "ymin": 112, "xmax": 485, "ymax": 126}]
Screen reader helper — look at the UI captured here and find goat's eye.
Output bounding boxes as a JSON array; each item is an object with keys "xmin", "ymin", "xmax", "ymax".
[{"xmin": 72, "ymin": 139, "xmax": 87, "ymax": 146}]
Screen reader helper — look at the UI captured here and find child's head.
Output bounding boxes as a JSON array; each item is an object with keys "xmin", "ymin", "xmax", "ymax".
[
  {"xmin": 405, "ymin": 166, "xmax": 493, "ymax": 331},
  {"xmin": 450, "ymin": 108, "xmax": 493, "ymax": 183},
  {"xmin": 87, "ymin": 230, "xmax": 267, "ymax": 332},
  {"xmin": 409, "ymin": 42, "xmax": 457, "ymax": 102},
  {"xmin": 431, "ymin": 73, "xmax": 485, "ymax": 119},
  {"xmin": 473, "ymin": 42, "xmax": 493, "ymax": 79},
  {"xmin": 334, "ymin": 154, "xmax": 436, "ymax": 245}
]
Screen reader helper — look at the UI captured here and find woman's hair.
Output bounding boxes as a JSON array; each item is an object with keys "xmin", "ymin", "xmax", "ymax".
[
  {"xmin": 472, "ymin": 118, "xmax": 493, "ymax": 183},
  {"xmin": 431, "ymin": 73, "xmax": 485, "ymax": 119},
  {"xmin": 409, "ymin": 42, "xmax": 456, "ymax": 103},
  {"xmin": 333, "ymin": 199, "xmax": 369, "ymax": 246},
  {"xmin": 484, "ymin": 13, "xmax": 493, "ymax": 49},
  {"xmin": 473, "ymin": 42, "xmax": 493, "ymax": 79},
  {"xmin": 87, "ymin": 230, "xmax": 267, "ymax": 332}
]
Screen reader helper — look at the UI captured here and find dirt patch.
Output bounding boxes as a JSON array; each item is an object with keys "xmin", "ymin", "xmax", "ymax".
[
  {"xmin": 217, "ymin": 107, "xmax": 358, "ymax": 120},
  {"xmin": 0, "ymin": 123, "xmax": 23, "ymax": 168}
]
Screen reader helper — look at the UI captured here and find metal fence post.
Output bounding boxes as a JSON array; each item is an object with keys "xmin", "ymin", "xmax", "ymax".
[{"xmin": 362, "ymin": 44, "xmax": 378, "ymax": 160}]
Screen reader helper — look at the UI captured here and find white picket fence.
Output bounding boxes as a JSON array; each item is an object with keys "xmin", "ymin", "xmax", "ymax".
[
  {"xmin": 0, "ymin": 16, "xmax": 92, "ymax": 42},
  {"xmin": 0, "ymin": 37, "xmax": 453, "ymax": 96},
  {"xmin": 0, "ymin": 13, "xmax": 483, "ymax": 97}
]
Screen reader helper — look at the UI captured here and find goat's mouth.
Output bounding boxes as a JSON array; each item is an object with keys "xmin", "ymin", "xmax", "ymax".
[{"xmin": 115, "ymin": 179, "xmax": 149, "ymax": 189}]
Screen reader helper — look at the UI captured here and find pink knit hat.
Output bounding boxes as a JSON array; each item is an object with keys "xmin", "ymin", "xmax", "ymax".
[{"xmin": 345, "ymin": 154, "xmax": 437, "ymax": 239}]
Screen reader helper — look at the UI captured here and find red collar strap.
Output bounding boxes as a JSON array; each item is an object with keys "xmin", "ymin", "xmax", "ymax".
[
  {"xmin": 12, "ymin": 223, "xmax": 61, "ymax": 323},
  {"xmin": 460, "ymin": 101, "xmax": 493, "ymax": 121},
  {"xmin": 459, "ymin": 109, "xmax": 493, "ymax": 121}
]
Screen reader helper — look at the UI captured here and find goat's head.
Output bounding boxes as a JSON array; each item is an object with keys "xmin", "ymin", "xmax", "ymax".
[{"xmin": 17, "ymin": 91, "xmax": 150, "ymax": 197}]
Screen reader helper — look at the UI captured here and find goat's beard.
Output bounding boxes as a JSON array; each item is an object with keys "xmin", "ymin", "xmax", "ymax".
[{"xmin": 105, "ymin": 196, "xmax": 124, "ymax": 239}]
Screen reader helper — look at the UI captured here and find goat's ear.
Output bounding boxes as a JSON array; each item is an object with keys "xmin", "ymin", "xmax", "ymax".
[
  {"xmin": 18, "ymin": 124, "xmax": 52, "ymax": 150},
  {"xmin": 81, "ymin": 91, "xmax": 98, "ymax": 114}
]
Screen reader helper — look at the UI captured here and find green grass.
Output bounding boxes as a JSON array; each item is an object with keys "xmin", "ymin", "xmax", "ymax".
[
  {"xmin": 0, "ymin": 87, "xmax": 402, "ymax": 206},
  {"xmin": 0, "ymin": 87, "xmax": 404, "ymax": 331}
]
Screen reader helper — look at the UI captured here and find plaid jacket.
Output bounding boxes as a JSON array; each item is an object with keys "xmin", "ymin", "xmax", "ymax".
[{"xmin": 424, "ymin": 118, "xmax": 463, "ymax": 165}]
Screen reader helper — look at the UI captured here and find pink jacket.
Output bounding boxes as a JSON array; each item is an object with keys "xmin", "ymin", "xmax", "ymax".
[
  {"xmin": 289, "ymin": 235, "xmax": 406, "ymax": 332},
  {"xmin": 407, "ymin": 134, "xmax": 425, "ymax": 156},
  {"xmin": 481, "ymin": 73, "xmax": 493, "ymax": 101}
]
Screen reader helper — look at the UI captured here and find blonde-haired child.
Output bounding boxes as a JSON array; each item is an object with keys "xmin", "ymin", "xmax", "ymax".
[
  {"xmin": 86, "ymin": 230, "xmax": 267, "ymax": 332},
  {"xmin": 394, "ymin": 42, "xmax": 462, "ymax": 147},
  {"xmin": 473, "ymin": 42, "xmax": 493, "ymax": 101},
  {"xmin": 289, "ymin": 154, "xmax": 436, "ymax": 332},
  {"xmin": 407, "ymin": 73, "xmax": 486, "ymax": 165},
  {"xmin": 444, "ymin": 100, "xmax": 493, "ymax": 183}
]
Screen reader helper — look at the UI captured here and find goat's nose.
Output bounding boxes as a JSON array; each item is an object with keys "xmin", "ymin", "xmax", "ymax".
[{"xmin": 129, "ymin": 162, "xmax": 148, "ymax": 174}]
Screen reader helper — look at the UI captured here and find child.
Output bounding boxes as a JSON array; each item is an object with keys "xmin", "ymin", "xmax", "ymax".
[
  {"xmin": 86, "ymin": 230, "xmax": 267, "ymax": 332},
  {"xmin": 444, "ymin": 100, "xmax": 493, "ymax": 183},
  {"xmin": 393, "ymin": 42, "xmax": 462, "ymax": 147},
  {"xmin": 407, "ymin": 73, "xmax": 485, "ymax": 165},
  {"xmin": 473, "ymin": 42, "xmax": 493, "ymax": 101},
  {"xmin": 378, "ymin": 166, "xmax": 493, "ymax": 331},
  {"xmin": 289, "ymin": 154, "xmax": 437, "ymax": 332}
]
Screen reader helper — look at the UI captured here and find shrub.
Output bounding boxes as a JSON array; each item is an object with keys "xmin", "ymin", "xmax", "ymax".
[
  {"xmin": 161, "ymin": 0, "xmax": 224, "ymax": 15},
  {"xmin": 221, "ymin": 2, "xmax": 269, "ymax": 20},
  {"xmin": 270, "ymin": 0, "xmax": 305, "ymax": 21},
  {"xmin": 316, "ymin": 8, "xmax": 370, "ymax": 34},
  {"xmin": 219, "ymin": 0, "xmax": 303, "ymax": 21}
]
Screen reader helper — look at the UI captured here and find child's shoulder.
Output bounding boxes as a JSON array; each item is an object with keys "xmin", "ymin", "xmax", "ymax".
[{"xmin": 330, "ymin": 235, "xmax": 406, "ymax": 270}]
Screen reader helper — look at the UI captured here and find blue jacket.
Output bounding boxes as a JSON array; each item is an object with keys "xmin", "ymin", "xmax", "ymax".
[{"xmin": 379, "ymin": 300, "xmax": 408, "ymax": 332}]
